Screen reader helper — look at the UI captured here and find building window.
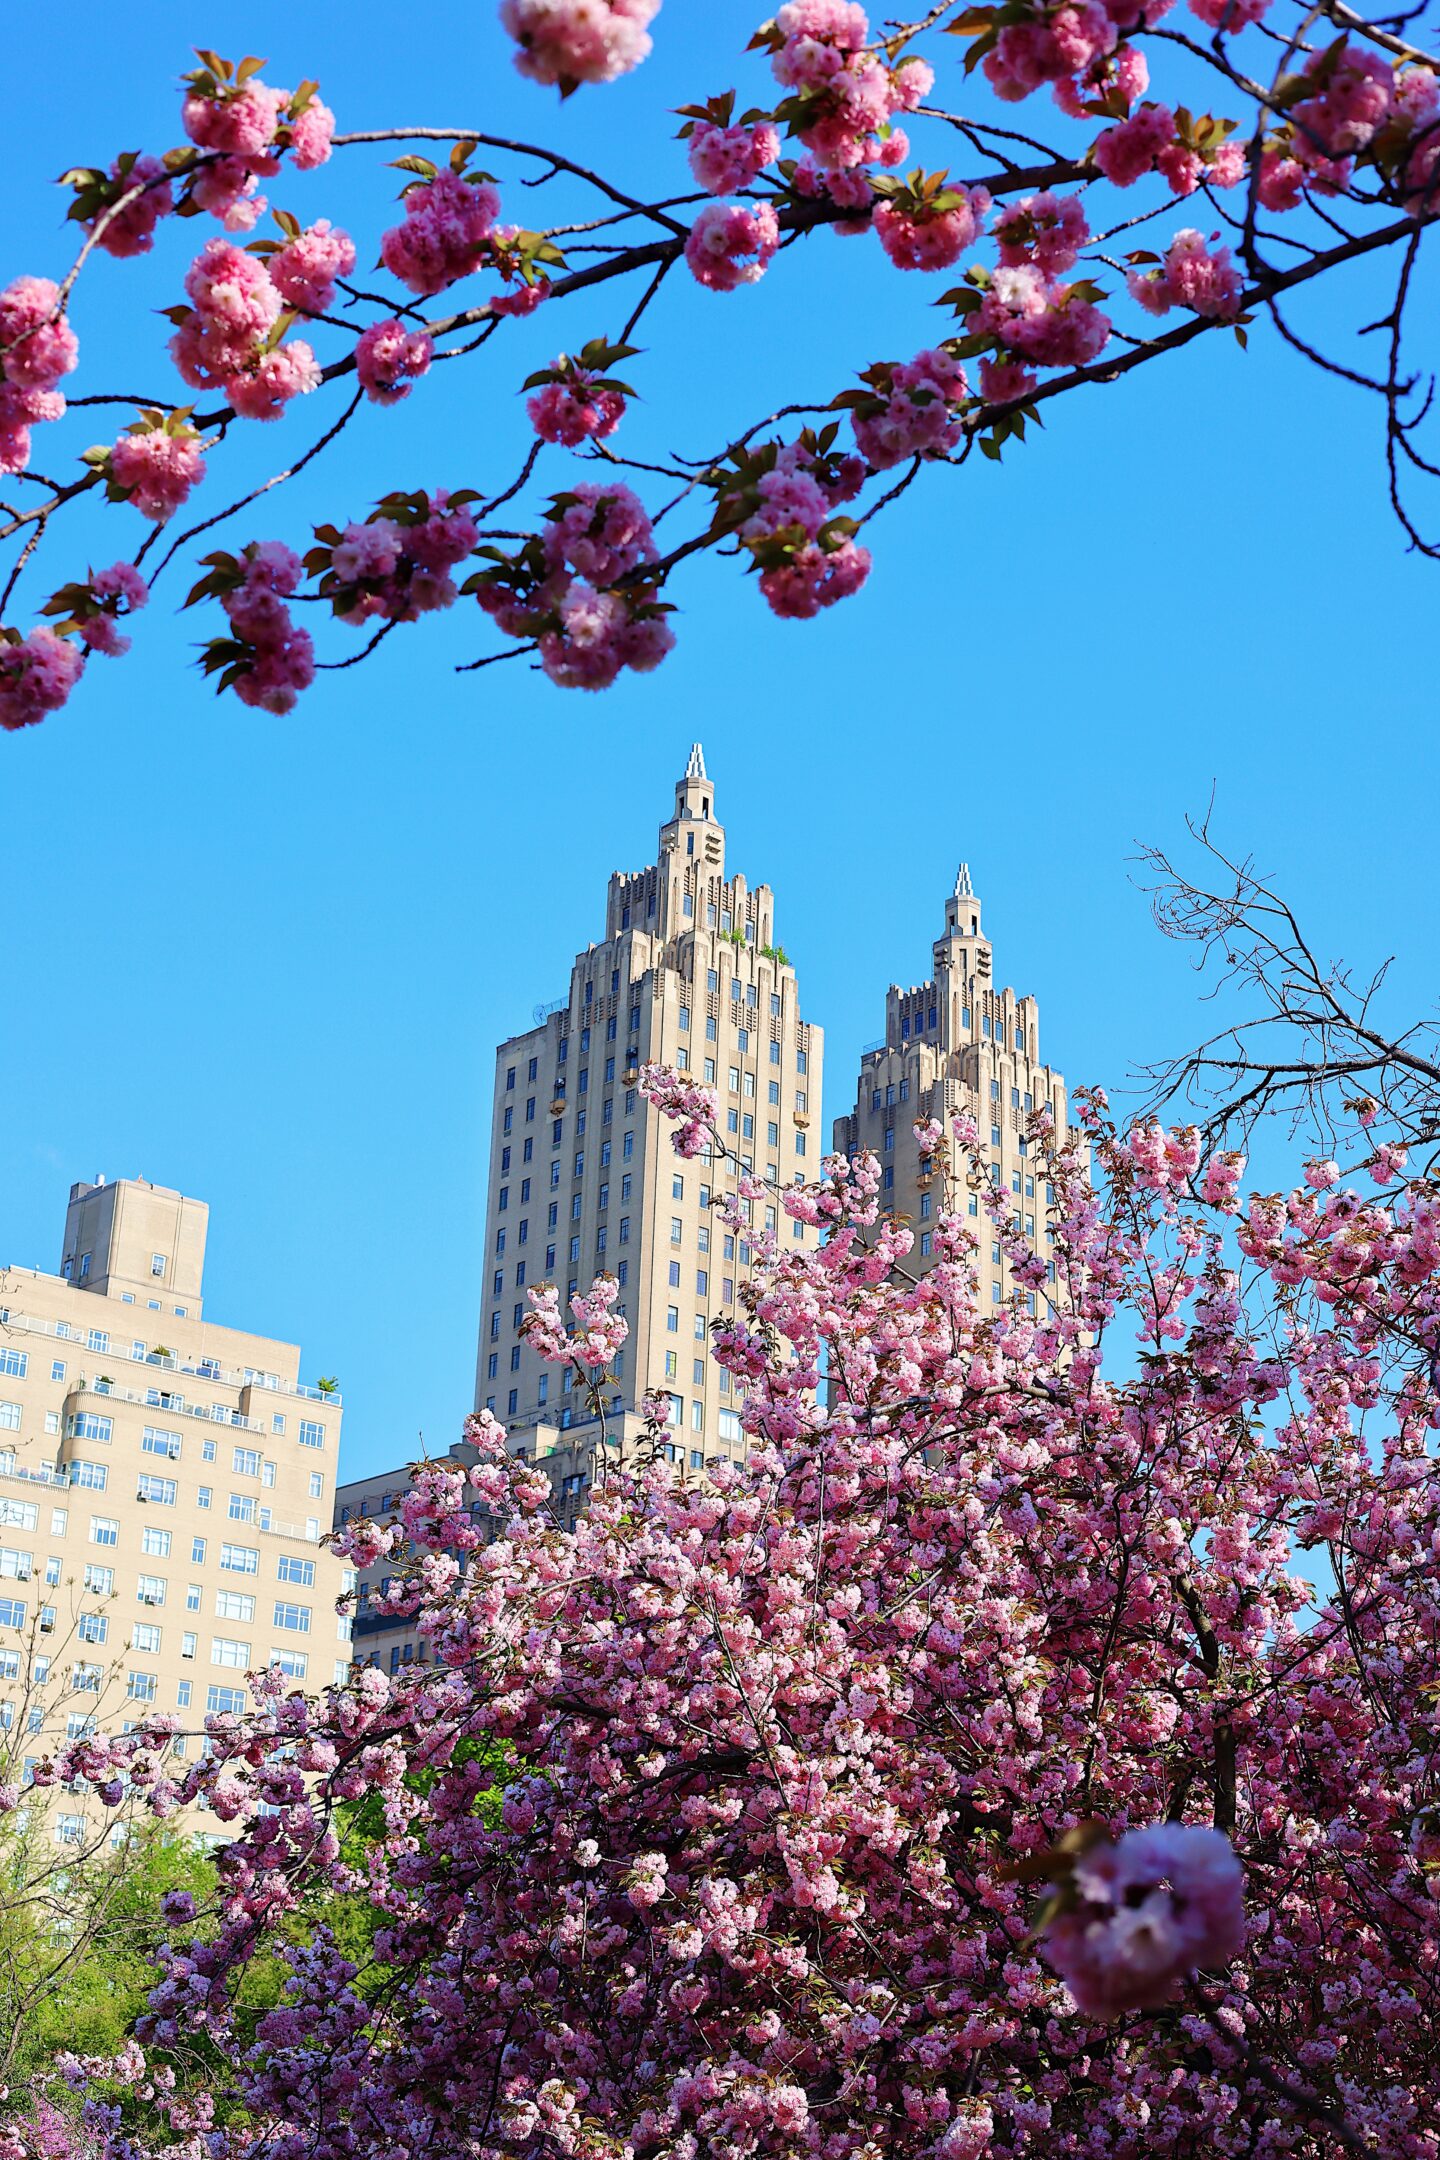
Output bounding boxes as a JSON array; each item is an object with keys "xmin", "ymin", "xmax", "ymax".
[
  {"xmin": 666, "ymin": 1307, "xmax": 679, "ymax": 1333},
  {"xmin": 136, "ymin": 1473, "xmax": 177, "ymax": 1506},
  {"xmin": 298, "ymin": 1421, "xmax": 325, "ymax": 1449},
  {"xmin": 277, "ymin": 1556, "xmax": 315, "ymax": 1586},
  {"xmin": 272, "ymin": 1602, "xmax": 312, "ymax": 1634},
  {"xmin": 151, "ymin": 1254, "xmax": 166, "ymax": 1279}
]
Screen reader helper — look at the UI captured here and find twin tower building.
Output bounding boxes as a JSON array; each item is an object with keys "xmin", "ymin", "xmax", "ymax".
[{"xmin": 468, "ymin": 745, "xmax": 1071, "ymax": 1522}]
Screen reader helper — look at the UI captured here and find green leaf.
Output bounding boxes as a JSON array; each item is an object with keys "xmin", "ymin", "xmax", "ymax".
[{"xmin": 389, "ymin": 155, "xmax": 439, "ymax": 182}]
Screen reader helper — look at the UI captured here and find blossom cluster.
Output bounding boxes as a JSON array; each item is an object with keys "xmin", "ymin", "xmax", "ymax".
[
  {"xmin": 354, "ymin": 319, "xmax": 434, "ymax": 406},
  {"xmin": 379, "ymin": 163, "xmax": 502, "ymax": 296},
  {"xmin": 99, "ymin": 412, "xmax": 208, "ymax": 521},
  {"xmin": 840, "ymin": 347, "xmax": 969, "ymax": 468},
  {"xmin": 0, "ymin": 276, "xmax": 78, "ymax": 476},
  {"xmin": 0, "ymin": 627, "xmax": 85, "ymax": 733},
  {"xmin": 306, "ymin": 489, "xmax": 481, "ymax": 625},
  {"xmin": 524, "ymin": 1275, "xmax": 629, "ymax": 1367},
  {"xmin": 179, "ymin": 51, "xmax": 334, "ymax": 232},
  {"xmin": 500, "ymin": 0, "xmax": 661, "ymax": 92},
  {"xmin": 168, "ymin": 238, "xmax": 321, "ymax": 420},
  {"xmin": 189, "ymin": 539, "xmax": 316, "ymax": 713},
  {"xmin": 762, "ymin": 0, "xmax": 933, "ymax": 173},
  {"xmin": 713, "ymin": 428, "xmax": 871, "ymax": 618},
  {"xmin": 637, "ymin": 1061, "xmax": 720, "ymax": 1156},
  {"xmin": 523, "ymin": 337, "xmax": 638, "ymax": 445},
  {"xmin": 469, "ymin": 480, "xmax": 675, "ymax": 688},
  {"xmin": 1127, "ymin": 228, "xmax": 1244, "ymax": 319}
]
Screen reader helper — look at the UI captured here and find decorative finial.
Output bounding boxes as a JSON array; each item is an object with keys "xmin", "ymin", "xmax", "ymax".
[
  {"xmin": 685, "ymin": 742, "xmax": 707, "ymax": 781},
  {"xmin": 954, "ymin": 861, "xmax": 974, "ymax": 898}
]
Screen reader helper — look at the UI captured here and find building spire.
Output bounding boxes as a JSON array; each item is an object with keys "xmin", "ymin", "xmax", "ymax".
[
  {"xmin": 954, "ymin": 860, "xmax": 974, "ymax": 898},
  {"xmin": 685, "ymin": 742, "xmax": 707, "ymax": 782}
]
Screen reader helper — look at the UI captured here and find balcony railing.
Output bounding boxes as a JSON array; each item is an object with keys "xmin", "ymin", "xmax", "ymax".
[
  {"xmin": 72, "ymin": 1379, "xmax": 268, "ymax": 1433},
  {"xmin": 0, "ymin": 1309, "xmax": 340, "ymax": 1405}
]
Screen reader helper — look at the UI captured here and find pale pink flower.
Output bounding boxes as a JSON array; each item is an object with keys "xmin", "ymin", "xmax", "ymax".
[
  {"xmin": 684, "ymin": 201, "xmax": 781, "ymax": 291},
  {"xmin": 1042, "ymin": 1824, "xmax": 1247, "ymax": 2017},
  {"xmin": 269, "ymin": 220, "xmax": 357, "ymax": 314},
  {"xmin": 501, "ymin": 0, "xmax": 661, "ymax": 88},
  {"xmin": 380, "ymin": 171, "xmax": 501, "ymax": 296},
  {"xmin": 0, "ymin": 626, "xmax": 85, "ymax": 732},
  {"xmin": 355, "ymin": 319, "xmax": 434, "ymax": 405},
  {"xmin": 109, "ymin": 423, "xmax": 206, "ymax": 520}
]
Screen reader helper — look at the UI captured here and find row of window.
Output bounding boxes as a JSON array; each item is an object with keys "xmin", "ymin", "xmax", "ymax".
[{"xmin": 0, "ymin": 1550, "xmax": 316, "ymax": 1597}]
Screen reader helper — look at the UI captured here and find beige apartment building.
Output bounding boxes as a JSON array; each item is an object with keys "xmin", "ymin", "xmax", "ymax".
[
  {"xmin": 343, "ymin": 746, "xmax": 825, "ymax": 1675},
  {"xmin": 832, "ymin": 864, "xmax": 1071, "ymax": 1309},
  {"xmin": 0, "ymin": 1176, "xmax": 350, "ymax": 1841}
]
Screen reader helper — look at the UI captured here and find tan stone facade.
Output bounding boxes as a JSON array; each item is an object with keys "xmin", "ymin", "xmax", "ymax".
[
  {"xmin": 0, "ymin": 1177, "xmax": 349, "ymax": 1841},
  {"xmin": 475, "ymin": 745, "xmax": 823, "ymax": 1485},
  {"xmin": 832, "ymin": 867, "xmax": 1071, "ymax": 1308}
]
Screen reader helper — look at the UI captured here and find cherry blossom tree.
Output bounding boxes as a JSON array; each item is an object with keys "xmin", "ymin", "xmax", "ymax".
[
  {"xmin": 25, "ymin": 1056, "xmax": 1440, "ymax": 2160},
  {"xmin": 2, "ymin": 0, "xmax": 1440, "ymax": 729}
]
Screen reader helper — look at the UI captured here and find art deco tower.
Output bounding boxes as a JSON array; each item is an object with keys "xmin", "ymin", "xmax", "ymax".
[
  {"xmin": 831, "ymin": 864, "xmax": 1071, "ymax": 1311},
  {"xmin": 472, "ymin": 747, "xmax": 823, "ymax": 1513}
]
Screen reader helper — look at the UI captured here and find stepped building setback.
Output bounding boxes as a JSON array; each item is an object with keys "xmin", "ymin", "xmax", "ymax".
[
  {"xmin": 832, "ymin": 864, "xmax": 1072, "ymax": 1308},
  {"xmin": 0, "ymin": 1176, "xmax": 350, "ymax": 1842},
  {"xmin": 475, "ymin": 744, "xmax": 823, "ymax": 1489}
]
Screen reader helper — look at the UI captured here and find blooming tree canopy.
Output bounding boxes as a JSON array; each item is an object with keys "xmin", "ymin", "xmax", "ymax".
[
  {"xmin": 30, "ymin": 1058, "xmax": 1440, "ymax": 2160},
  {"xmin": 2, "ymin": 0, "xmax": 1439, "ymax": 729}
]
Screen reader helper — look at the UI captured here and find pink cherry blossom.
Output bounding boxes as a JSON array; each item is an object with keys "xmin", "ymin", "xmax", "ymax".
[
  {"xmin": 355, "ymin": 319, "xmax": 434, "ymax": 405},
  {"xmin": 108, "ymin": 419, "xmax": 207, "ymax": 520},
  {"xmin": 994, "ymin": 190, "xmax": 1091, "ymax": 274},
  {"xmin": 1128, "ymin": 228, "xmax": 1243, "ymax": 318},
  {"xmin": 88, "ymin": 152, "xmax": 173, "ymax": 257},
  {"xmin": 0, "ymin": 275, "xmax": 78, "ymax": 475},
  {"xmin": 687, "ymin": 120, "xmax": 781, "ymax": 194},
  {"xmin": 1043, "ymin": 1825, "xmax": 1247, "ymax": 2017},
  {"xmin": 380, "ymin": 170, "xmax": 501, "ymax": 296},
  {"xmin": 984, "ymin": 2, "xmax": 1117, "ymax": 103},
  {"xmin": 873, "ymin": 185, "xmax": 990, "ymax": 271},
  {"xmin": 268, "ymin": 219, "xmax": 357, "ymax": 314},
  {"xmin": 73, "ymin": 560, "xmax": 150, "ymax": 656},
  {"xmin": 685, "ymin": 201, "xmax": 781, "ymax": 291},
  {"xmin": 850, "ymin": 348, "xmax": 968, "ymax": 468},
  {"xmin": 1093, "ymin": 101, "xmax": 1176, "ymax": 186},
  {"xmin": 501, "ymin": 0, "xmax": 661, "ymax": 90},
  {"xmin": 527, "ymin": 370, "xmax": 626, "ymax": 446},
  {"xmin": 209, "ymin": 540, "xmax": 316, "ymax": 714},
  {"xmin": 0, "ymin": 626, "xmax": 84, "ymax": 731}
]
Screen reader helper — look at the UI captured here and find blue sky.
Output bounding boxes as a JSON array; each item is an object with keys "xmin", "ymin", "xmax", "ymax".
[{"xmin": 3, "ymin": 5, "xmax": 1437, "ymax": 1477}]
